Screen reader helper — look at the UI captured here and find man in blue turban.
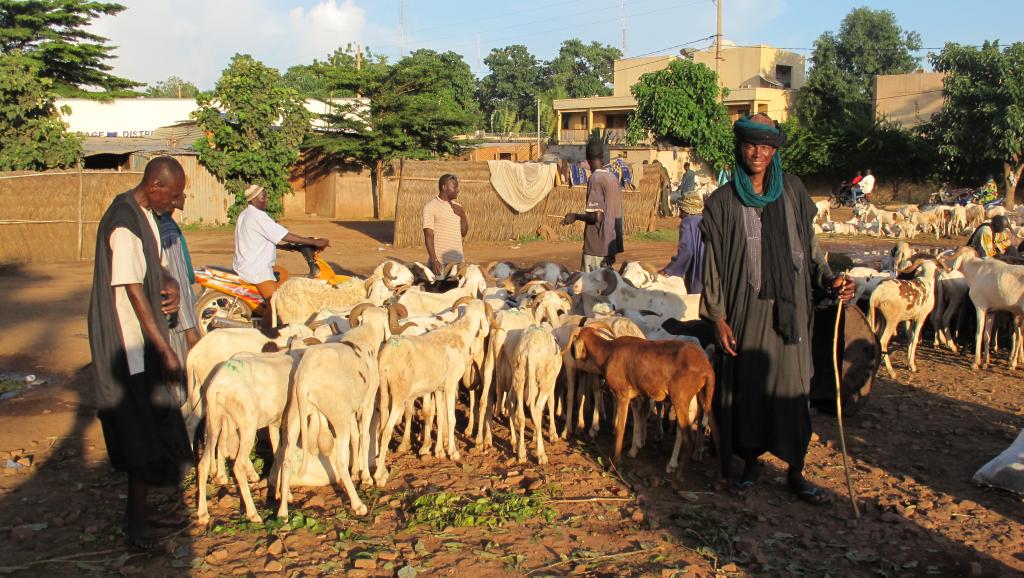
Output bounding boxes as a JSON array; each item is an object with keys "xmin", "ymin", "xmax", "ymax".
[{"xmin": 700, "ymin": 114, "xmax": 854, "ymax": 504}]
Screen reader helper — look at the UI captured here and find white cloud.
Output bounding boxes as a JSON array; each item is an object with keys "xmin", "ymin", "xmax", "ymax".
[{"xmin": 91, "ymin": 0, "xmax": 367, "ymax": 90}]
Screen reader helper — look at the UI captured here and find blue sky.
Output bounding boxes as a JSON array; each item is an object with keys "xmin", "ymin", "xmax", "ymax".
[{"xmin": 92, "ymin": 0, "xmax": 1022, "ymax": 89}]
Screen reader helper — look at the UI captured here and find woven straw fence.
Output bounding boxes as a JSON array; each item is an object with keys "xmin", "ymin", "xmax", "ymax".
[
  {"xmin": 0, "ymin": 170, "xmax": 140, "ymax": 263},
  {"xmin": 392, "ymin": 160, "xmax": 660, "ymax": 248}
]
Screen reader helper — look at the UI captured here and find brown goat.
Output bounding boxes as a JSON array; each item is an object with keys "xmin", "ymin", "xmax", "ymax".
[{"xmin": 567, "ymin": 325, "xmax": 716, "ymax": 473}]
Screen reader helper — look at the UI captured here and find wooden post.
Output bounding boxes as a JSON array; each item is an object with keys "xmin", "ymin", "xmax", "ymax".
[{"xmin": 77, "ymin": 160, "xmax": 84, "ymax": 261}]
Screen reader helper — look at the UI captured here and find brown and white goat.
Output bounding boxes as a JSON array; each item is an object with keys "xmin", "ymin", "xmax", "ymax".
[
  {"xmin": 564, "ymin": 324, "xmax": 716, "ymax": 473},
  {"xmin": 868, "ymin": 257, "xmax": 942, "ymax": 378}
]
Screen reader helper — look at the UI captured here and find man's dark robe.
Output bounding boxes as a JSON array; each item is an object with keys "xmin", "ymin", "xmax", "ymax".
[
  {"xmin": 88, "ymin": 192, "xmax": 191, "ymax": 485},
  {"xmin": 699, "ymin": 174, "xmax": 833, "ymax": 476}
]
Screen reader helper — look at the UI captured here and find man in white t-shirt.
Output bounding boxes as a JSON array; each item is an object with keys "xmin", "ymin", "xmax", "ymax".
[
  {"xmin": 859, "ymin": 169, "xmax": 876, "ymax": 200},
  {"xmin": 233, "ymin": 184, "xmax": 329, "ymax": 326}
]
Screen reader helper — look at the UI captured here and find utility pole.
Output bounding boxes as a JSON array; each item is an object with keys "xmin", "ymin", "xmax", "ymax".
[
  {"xmin": 399, "ymin": 0, "xmax": 405, "ymax": 58},
  {"xmin": 537, "ymin": 97, "xmax": 542, "ymax": 160},
  {"xmin": 621, "ymin": 0, "xmax": 627, "ymax": 55},
  {"xmin": 716, "ymin": 0, "xmax": 723, "ymax": 101}
]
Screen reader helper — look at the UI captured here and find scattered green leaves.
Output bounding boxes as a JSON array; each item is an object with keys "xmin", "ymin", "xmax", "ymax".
[{"xmin": 408, "ymin": 490, "xmax": 556, "ymax": 531}]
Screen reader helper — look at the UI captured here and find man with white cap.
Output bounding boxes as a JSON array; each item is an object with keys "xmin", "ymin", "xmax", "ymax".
[{"xmin": 233, "ymin": 184, "xmax": 329, "ymax": 328}]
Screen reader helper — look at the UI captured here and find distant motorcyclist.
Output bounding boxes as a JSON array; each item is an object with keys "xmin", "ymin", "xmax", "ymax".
[
  {"xmin": 974, "ymin": 175, "xmax": 998, "ymax": 204},
  {"xmin": 233, "ymin": 184, "xmax": 329, "ymax": 329}
]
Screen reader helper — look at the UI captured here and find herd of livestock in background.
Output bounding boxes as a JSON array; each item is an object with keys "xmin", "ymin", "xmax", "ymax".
[{"xmin": 182, "ymin": 199, "xmax": 1024, "ymax": 522}]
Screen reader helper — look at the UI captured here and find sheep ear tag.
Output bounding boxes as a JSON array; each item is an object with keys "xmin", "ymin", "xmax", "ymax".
[{"xmin": 327, "ymin": 274, "xmax": 352, "ymax": 286}]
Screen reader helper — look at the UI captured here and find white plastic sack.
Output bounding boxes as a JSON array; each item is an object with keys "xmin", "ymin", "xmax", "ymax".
[{"xmin": 973, "ymin": 428, "xmax": 1024, "ymax": 494}]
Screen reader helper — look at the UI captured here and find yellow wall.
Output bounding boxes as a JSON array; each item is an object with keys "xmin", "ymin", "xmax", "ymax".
[
  {"xmin": 873, "ymin": 72, "xmax": 945, "ymax": 128},
  {"xmin": 693, "ymin": 44, "xmax": 805, "ymax": 90},
  {"xmin": 613, "ymin": 55, "xmax": 676, "ymax": 97}
]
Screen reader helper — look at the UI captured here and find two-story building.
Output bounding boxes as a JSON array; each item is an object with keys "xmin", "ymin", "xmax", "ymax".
[{"xmin": 553, "ymin": 41, "xmax": 805, "ymax": 146}]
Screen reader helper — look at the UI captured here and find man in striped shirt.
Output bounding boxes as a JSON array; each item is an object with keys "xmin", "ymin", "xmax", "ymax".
[{"xmin": 423, "ymin": 174, "xmax": 468, "ymax": 275}]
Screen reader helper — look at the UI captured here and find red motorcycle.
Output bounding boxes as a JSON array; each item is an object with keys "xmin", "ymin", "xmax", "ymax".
[{"xmin": 193, "ymin": 244, "xmax": 347, "ymax": 335}]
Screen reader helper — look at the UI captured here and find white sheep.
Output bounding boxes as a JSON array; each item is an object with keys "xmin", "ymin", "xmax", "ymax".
[
  {"xmin": 373, "ymin": 300, "xmax": 492, "ymax": 486},
  {"xmin": 504, "ymin": 325, "xmax": 562, "ymax": 464},
  {"xmin": 271, "ymin": 276, "xmax": 368, "ymax": 326},
  {"xmin": 196, "ymin": 347, "xmax": 308, "ymax": 524},
  {"xmin": 275, "ymin": 305, "xmax": 404, "ymax": 518}
]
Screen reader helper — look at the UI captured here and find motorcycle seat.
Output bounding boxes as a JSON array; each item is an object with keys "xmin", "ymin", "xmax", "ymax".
[{"xmin": 207, "ymin": 265, "xmax": 239, "ymax": 276}]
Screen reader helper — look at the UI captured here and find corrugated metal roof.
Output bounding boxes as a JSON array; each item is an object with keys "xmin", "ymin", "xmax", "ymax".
[{"xmin": 81, "ymin": 136, "xmax": 196, "ymax": 157}]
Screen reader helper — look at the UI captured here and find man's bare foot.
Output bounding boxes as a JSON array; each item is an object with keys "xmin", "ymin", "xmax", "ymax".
[{"xmin": 125, "ymin": 523, "xmax": 159, "ymax": 550}]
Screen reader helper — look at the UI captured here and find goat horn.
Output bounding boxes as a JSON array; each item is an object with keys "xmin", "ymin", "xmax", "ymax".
[
  {"xmin": 393, "ymin": 321, "xmax": 416, "ymax": 335},
  {"xmin": 388, "ymin": 305, "xmax": 405, "ymax": 335},
  {"xmin": 450, "ymin": 295, "xmax": 475, "ymax": 312},
  {"xmin": 363, "ymin": 276, "xmax": 378, "ymax": 293},
  {"xmin": 390, "ymin": 303, "xmax": 408, "ymax": 319},
  {"xmin": 598, "ymin": 268, "xmax": 619, "ymax": 296},
  {"xmin": 639, "ymin": 262, "xmax": 661, "ymax": 279},
  {"xmin": 347, "ymin": 303, "xmax": 374, "ymax": 328},
  {"xmin": 382, "ymin": 262, "xmax": 397, "ymax": 290},
  {"xmin": 896, "ymin": 257, "xmax": 927, "ymax": 276},
  {"xmin": 443, "ymin": 261, "xmax": 458, "ymax": 279},
  {"xmin": 394, "ymin": 285, "xmax": 414, "ymax": 297}
]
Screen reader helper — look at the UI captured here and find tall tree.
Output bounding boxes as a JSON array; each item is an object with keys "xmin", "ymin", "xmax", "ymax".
[
  {"xmin": 798, "ymin": 7, "xmax": 922, "ymax": 131},
  {"xmin": 626, "ymin": 59, "xmax": 732, "ymax": 171},
  {"xmin": 193, "ymin": 54, "xmax": 310, "ymax": 220},
  {"xmin": 0, "ymin": 0, "xmax": 140, "ymax": 96},
  {"xmin": 791, "ymin": 7, "xmax": 923, "ymax": 181},
  {"xmin": 544, "ymin": 39, "xmax": 621, "ymax": 99},
  {"xmin": 927, "ymin": 41, "xmax": 1024, "ymax": 209},
  {"xmin": 308, "ymin": 47, "xmax": 480, "ymax": 218},
  {"xmin": 0, "ymin": 50, "xmax": 81, "ymax": 170},
  {"xmin": 478, "ymin": 44, "xmax": 541, "ymax": 127},
  {"xmin": 143, "ymin": 75, "xmax": 199, "ymax": 98}
]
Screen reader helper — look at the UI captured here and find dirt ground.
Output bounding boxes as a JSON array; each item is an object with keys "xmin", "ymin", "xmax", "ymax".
[{"xmin": 0, "ymin": 217, "xmax": 1021, "ymax": 578}]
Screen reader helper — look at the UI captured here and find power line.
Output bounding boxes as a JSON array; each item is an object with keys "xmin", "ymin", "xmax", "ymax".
[{"xmin": 375, "ymin": 0, "xmax": 708, "ymax": 57}]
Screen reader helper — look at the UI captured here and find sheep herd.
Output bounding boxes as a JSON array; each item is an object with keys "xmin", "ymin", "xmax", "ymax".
[
  {"xmin": 187, "ymin": 259, "xmax": 713, "ymax": 524},
  {"xmin": 188, "ymin": 213, "xmax": 1024, "ymax": 525},
  {"xmin": 815, "ymin": 200, "xmax": 1024, "ymax": 240}
]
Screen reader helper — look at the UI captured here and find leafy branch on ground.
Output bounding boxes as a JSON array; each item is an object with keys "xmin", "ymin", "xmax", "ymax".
[
  {"xmin": 210, "ymin": 509, "xmax": 324, "ymax": 536},
  {"xmin": 408, "ymin": 490, "xmax": 556, "ymax": 531}
]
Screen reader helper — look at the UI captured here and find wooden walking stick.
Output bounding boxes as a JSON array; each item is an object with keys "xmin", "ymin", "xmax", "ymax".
[{"xmin": 832, "ymin": 295, "xmax": 861, "ymax": 519}]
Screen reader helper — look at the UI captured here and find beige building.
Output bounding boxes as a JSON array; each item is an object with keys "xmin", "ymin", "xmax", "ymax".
[
  {"xmin": 872, "ymin": 72, "xmax": 946, "ymax": 128},
  {"xmin": 553, "ymin": 43, "xmax": 805, "ymax": 145}
]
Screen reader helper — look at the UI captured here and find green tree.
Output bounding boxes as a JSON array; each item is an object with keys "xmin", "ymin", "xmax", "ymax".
[
  {"xmin": 281, "ymin": 47, "xmax": 362, "ymax": 99},
  {"xmin": 544, "ymin": 39, "xmax": 621, "ymax": 98},
  {"xmin": 625, "ymin": 59, "xmax": 732, "ymax": 171},
  {"xmin": 0, "ymin": 51, "xmax": 81, "ymax": 170},
  {"xmin": 308, "ymin": 47, "xmax": 480, "ymax": 218},
  {"xmin": 798, "ymin": 7, "xmax": 921, "ymax": 131},
  {"xmin": 143, "ymin": 75, "xmax": 199, "ymax": 98},
  {"xmin": 193, "ymin": 54, "xmax": 310, "ymax": 220},
  {"xmin": 478, "ymin": 44, "xmax": 541, "ymax": 126},
  {"xmin": 0, "ymin": 0, "xmax": 140, "ymax": 96},
  {"xmin": 927, "ymin": 41, "xmax": 1024, "ymax": 209}
]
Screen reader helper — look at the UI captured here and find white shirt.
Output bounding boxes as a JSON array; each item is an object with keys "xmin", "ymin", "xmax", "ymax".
[
  {"xmin": 110, "ymin": 209, "xmax": 165, "ymax": 375},
  {"xmin": 233, "ymin": 205, "xmax": 289, "ymax": 284},
  {"xmin": 859, "ymin": 174, "xmax": 875, "ymax": 195}
]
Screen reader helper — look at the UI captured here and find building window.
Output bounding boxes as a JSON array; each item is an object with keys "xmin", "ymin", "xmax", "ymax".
[
  {"xmin": 499, "ymin": 152, "xmax": 513, "ymax": 160},
  {"xmin": 775, "ymin": 64, "xmax": 792, "ymax": 89},
  {"xmin": 562, "ymin": 114, "xmax": 571, "ymax": 129}
]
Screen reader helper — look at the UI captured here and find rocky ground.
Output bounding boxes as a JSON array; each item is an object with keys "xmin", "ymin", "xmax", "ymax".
[{"xmin": 0, "ymin": 216, "xmax": 1021, "ymax": 577}]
